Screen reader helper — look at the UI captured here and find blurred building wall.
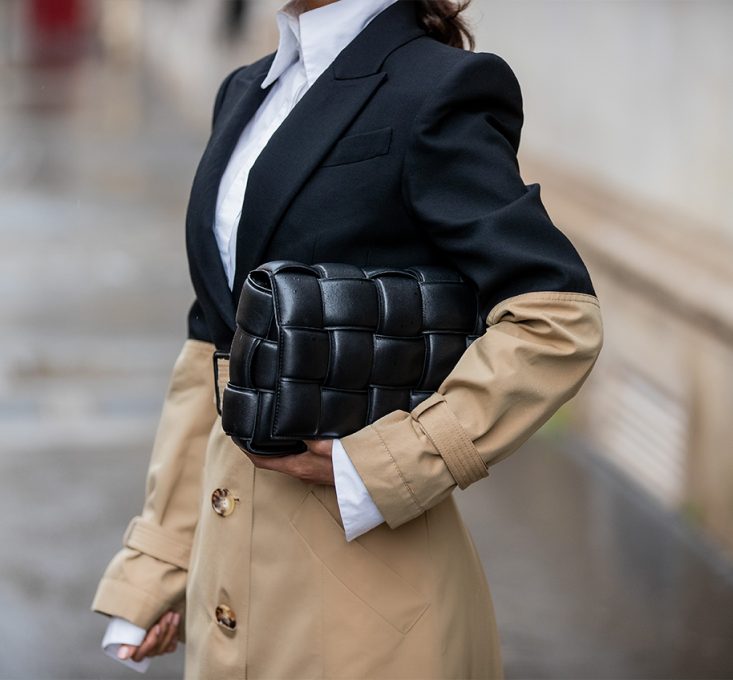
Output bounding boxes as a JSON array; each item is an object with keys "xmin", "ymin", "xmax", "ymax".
[
  {"xmin": 468, "ymin": 1, "xmax": 733, "ymax": 556},
  {"xmin": 135, "ymin": 0, "xmax": 278, "ymax": 129},
  {"xmin": 470, "ymin": 1, "xmax": 733, "ymax": 237},
  {"xmin": 96, "ymin": 0, "xmax": 733, "ymax": 557}
]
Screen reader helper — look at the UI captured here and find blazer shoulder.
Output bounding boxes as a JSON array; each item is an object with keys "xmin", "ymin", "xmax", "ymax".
[
  {"xmin": 388, "ymin": 38, "xmax": 523, "ymax": 130},
  {"xmin": 393, "ymin": 40, "xmax": 523, "ymax": 152},
  {"xmin": 212, "ymin": 52, "xmax": 276, "ymax": 126},
  {"xmin": 212, "ymin": 64, "xmax": 246, "ymax": 127},
  {"xmin": 394, "ymin": 36, "xmax": 520, "ymax": 89}
]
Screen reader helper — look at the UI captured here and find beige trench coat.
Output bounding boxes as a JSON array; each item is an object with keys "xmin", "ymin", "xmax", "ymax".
[{"xmin": 91, "ymin": 290, "xmax": 603, "ymax": 678}]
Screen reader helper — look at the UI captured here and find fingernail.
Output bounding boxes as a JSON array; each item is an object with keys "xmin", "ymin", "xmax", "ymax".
[
  {"xmin": 117, "ymin": 646, "xmax": 130, "ymax": 660},
  {"xmin": 173, "ymin": 612, "xmax": 181, "ymax": 625},
  {"xmin": 153, "ymin": 624, "xmax": 160, "ymax": 636}
]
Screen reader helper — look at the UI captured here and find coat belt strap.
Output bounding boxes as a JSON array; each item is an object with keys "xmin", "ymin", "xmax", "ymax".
[
  {"xmin": 412, "ymin": 393, "xmax": 488, "ymax": 489},
  {"xmin": 123, "ymin": 516, "xmax": 191, "ymax": 570}
]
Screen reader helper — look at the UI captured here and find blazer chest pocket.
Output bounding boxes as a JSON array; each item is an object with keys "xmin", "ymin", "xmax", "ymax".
[{"xmin": 320, "ymin": 126, "xmax": 392, "ymax": 167}]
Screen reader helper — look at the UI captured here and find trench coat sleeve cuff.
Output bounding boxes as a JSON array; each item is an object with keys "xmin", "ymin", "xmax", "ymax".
[
  {"xmin": 339, "ymin": 410, "xmax": 458, "ymax": 530},
  {"xmin": 92, "ymin": 570, "xmax": 185, "ymax": 635}
]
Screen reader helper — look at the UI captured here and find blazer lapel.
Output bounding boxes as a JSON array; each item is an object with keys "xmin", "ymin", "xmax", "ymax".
[
  {"xmin": 186, "ymin": 55, "xmax": 275, "ymax": 331},
  {"xmin": 230, "ymin": 0, "xmax": 425, "ymax": 297},
  {"xmin": 230, "ymin": 72, "xmax": 386, "ymax": 296}
]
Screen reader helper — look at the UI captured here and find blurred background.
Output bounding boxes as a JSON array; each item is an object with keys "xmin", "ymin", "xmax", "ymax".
[{"xmin": 1, "ymin": 0, "xmax": 732, "ymax": 678}]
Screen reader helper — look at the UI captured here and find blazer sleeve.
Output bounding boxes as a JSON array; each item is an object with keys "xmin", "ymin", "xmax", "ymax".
[{"xmin": 339, "ymin": 52, "xmax": 603, "ymax": 529}]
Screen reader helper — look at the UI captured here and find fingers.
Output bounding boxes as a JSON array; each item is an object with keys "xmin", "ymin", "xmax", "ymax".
[
  {"xmin": 130, "ymin": 623, "xmax": 161, "ymax": 662},
  {"xmin": 117, "ymin": 644, "xmax": 135, "ymax": 661},
  {"xmin": 128, "ymin": 611, "xmax": 181, "ymax": 662},
  {"xmin": 244, "ymin": 447, "xmax": 335, "ymax": 485},
  {"xmin": 152, "ymin": 611, "xmax": 180, "ymax": 656},
  {"xmin": 247, "ymin": 452, "xmax": 305, "ymax": 478},
  {"xmin": 287, "ymin": 450, "xmax": 335, "ymax": 485},
  {"xmin": 246, "ymin": 451, "xmax": 299, "ymax": 471},
  {"xmin": 303, "ymin": 439, "xmax": 333, "ymax": 457},
  {"xmin": 303, "ymin": 440, "xmax": 335, "ymax": 484}
]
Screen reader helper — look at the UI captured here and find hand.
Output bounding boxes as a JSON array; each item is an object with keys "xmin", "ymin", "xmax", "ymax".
[
  {"xmin": 117, "ymin": 610, "xmax": 181, "ymax": 662},
  {"xmin": 242, "ymin": 439, "xmax": 334, "ymax": 485}
]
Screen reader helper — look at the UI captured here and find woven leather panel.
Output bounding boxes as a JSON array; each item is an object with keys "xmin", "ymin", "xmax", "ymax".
[{"xmin": 221, "ymin": 261, "xmax": 483, "ymax": 455}]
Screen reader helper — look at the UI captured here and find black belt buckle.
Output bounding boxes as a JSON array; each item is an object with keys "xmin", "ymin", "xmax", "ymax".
[{"xmin": 213, "ymin": 350, "xmax": 230, "ymax": 416}]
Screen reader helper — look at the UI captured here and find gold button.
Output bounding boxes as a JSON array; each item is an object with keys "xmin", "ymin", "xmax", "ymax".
[
  {"xmin": 215, "ymin": 604, "xmax": 237, "ymax": 630},
  {"xmin": 211, "ymin": 488, "xmax": 239, "ymax": 517}
]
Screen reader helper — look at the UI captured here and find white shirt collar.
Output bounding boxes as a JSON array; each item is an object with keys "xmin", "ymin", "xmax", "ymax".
[{"xmin": 261, "ymin": 0, "xmax": 399, "ymax": 90}]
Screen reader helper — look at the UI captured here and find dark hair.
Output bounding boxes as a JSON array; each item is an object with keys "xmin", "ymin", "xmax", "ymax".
[{"xmin": 415, "ymin": 0, "xmax": 475, "ymax": 51}]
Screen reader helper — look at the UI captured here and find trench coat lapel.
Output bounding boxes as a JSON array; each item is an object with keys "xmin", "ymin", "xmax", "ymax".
[
  {"xmin": 186, "ymin": 55, "xmax": 275, "ymax": 332},
  {"xmin": 230, "ymin": 0, "xmax": 425, "ymax": 298}
]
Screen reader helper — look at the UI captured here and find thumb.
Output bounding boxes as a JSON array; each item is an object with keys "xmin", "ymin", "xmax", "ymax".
[
  {"xmin": 117, "ymin": 644, "xmax": 135, "ymax": 660},
  {"xmin": 304, "ymin": 439, "xmax": 333, "ymax": 456}
]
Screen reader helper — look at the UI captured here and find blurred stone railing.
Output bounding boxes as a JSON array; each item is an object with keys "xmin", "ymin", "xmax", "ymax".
[{"xmin": 523, "ymin": 155, "xmax": 733, "ymax": 559}]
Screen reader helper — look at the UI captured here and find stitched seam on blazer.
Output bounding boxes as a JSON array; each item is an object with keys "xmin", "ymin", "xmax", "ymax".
[
  {"xmin": 371, "ymin": 424, "xmax": 424, "ymax": 515},
  {"xmin": 321, "ymin": 127, "xmax": 392, "ymax": 167},
  {"xmin": 487, "ymin": 291, "xmax": 600, "ymax": 326}
]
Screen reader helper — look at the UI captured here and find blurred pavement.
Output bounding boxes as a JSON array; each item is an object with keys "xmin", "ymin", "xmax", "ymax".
[{"xmin": 1, "ymin": 56, "xmax": 732, "ymax": 680}]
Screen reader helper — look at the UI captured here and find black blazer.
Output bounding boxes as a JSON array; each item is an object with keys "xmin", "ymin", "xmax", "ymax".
[{"xmin": 184, "ymin": 0, "xmax": 595, "ymax": 351}]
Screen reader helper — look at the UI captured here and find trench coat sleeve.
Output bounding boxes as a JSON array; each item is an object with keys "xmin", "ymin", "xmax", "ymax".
[
  {"xmin": 89, "ymin": 65, "xmax": 241, "ymax": 637},
  {"xmin": 90, "ymin": 338, "xmax": 217, "ymax": 641},
  {"xmin": 90, "ymin": 66, "xmax": 243, "ymax": 637},
  {"xmin": 339, "ymin": 52, "xmax": 604, "ymax": 530}
]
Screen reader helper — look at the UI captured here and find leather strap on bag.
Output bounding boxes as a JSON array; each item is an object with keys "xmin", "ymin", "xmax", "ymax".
[
  {"xmin": 412, "ymin": 393, "xmax": 488, "ymax": 489},
  {"xmin": 213, "ymin": 351, "xmax": 230, "ymax": 415}
]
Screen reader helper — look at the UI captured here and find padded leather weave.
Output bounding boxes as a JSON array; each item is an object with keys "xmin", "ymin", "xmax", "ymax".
[{"xmin": 219, "ymin": 261, "xmax": 483, "ymax": 455}]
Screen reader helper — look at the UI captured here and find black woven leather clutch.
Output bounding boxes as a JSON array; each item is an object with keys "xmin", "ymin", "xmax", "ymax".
[{"xmin": 217, "ymin": 261, "xmax": 483, "ymax": 455}]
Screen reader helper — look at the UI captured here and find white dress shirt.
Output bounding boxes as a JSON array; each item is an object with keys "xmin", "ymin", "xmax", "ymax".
[{"xmin": 101, "ymin": 0, "xmax": 395, "ymax": 669}]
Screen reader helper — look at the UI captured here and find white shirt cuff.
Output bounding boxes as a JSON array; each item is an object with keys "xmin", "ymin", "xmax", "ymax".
[
  {"xmin": 101, "ymin": 616, "xmax": 151, "ymax": 673},
  {"xmin": 332, "ymin": 437, "xmax": 385, "ymax": 541}
]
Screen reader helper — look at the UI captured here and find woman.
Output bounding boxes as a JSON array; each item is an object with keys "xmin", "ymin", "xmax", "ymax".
[{"xmin": 91, "ymin": 0, "xmax": 603, "ymax": 677}]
